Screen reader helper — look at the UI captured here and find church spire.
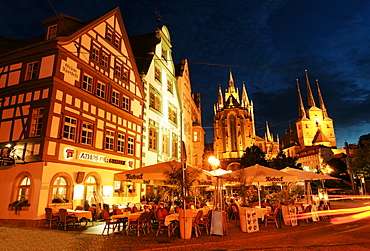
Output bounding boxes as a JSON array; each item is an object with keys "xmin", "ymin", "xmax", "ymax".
[
  {"xmin": 241, "ymin": 83, "xmax": 249, "ymax": 108},
  {"xmin": 296, "ymin": 79, "xmax": 306, "ymax": 119},
  {"xmin": 217, "ymin": 85, "xmax": 224, "ymax": 110},
  {"xmin": 316, "ymin": 79, "xmax": 328, "ymax": 118},
  {"xmin": 305, "ymin": 69, "xmax": 316, "ymax": 107},
  {"xmin": 229, "ymin": 70, "xmax": 234, "ymax": 87},
  {"xmin": 265, "ymin": 121, "xmax": 273, "ymax": 142}
]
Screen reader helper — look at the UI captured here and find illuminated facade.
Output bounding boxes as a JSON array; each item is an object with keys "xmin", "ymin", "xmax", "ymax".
[
  {"xmin": 281, "ymin": 71, "xmax": 337, "ymax": 172},
  {"xmin": 176, "ymin": 59, "xmax": 205, "ymax": 167},
  {"xmin": 0, "ymin": 8, "xmax": 144, "ymax": 224},
  {"xmin": 130, "ymin": 25, "xmax": 182, "ymax": 167},
  {"xmin": 213, "ymin": 72, "xmax": 279, "ymax": 168}
]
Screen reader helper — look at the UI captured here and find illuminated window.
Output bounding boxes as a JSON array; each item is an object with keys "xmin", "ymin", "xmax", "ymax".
[
  {"xmin": 47, "ymin": 24, "xmax": 57, "ymax": 40},
  {"xmin": 82, "ymin": 74, "xmax": 93, "ymax": 92},
  {"xmin": 193, "ymin": 132, "xmax": 198, "ymax": 142},
  {"xmin": 18, "ymin": 176, "xmax": 31, "ymax": 201},
  {"xmin": 101, "ymin": 51, "xmax": 109, "ymax": 68},
  {"xmin": 97, "ymin": 82, "xmax": 106, "ymax": 99},
  {"xmin": 52, "ymin": 177, "xmax": 68, "ymax": 203},
  {"xmin": 162, "ymin": 134, "xmax": 168, "ymax": 154},
  {"xmin": 117, "ymin": 133, "xmax": 125, "ymax": 153},
  {"xmin": 105, "ymin": 130, "xmax": 115, "ymax": 150},
  {"xmin": 122, "ymin": 96, "xmax": 130, "ymax": 111},
  {"xmin": 149, "ymin": 87, "xmax": 161, "ymax": 112},
  {"xmin": 127, "ymin": 137, "xmax": 134, "ymax": 155},
  {"xmin": 91, "ymin": 45, "xmax": 100, "ymax": 62},
  {"xmin": 168, "ymin": 105, "xmax": 177, "ymax": 125},
  {"xmin": 30, "ymin": 107, "xmax": 44, "ymax": 137},
  {"xmin": 155, "ymin": 67, "xmax": 161, "ymax": 82},
  {"xmin": 81, "ymin": 122, "xmax": 93, "ymax": 145},
  {"xmin": 149, "ymin": 128, "xmax": 157, "ymax": 150},
  {"xmin": 167, "ymin": 79, "xmax": 173, "ymax": 93},
  {"xmin": 63, "ymin": 116, "xmax": 77, "ymax": 141},
  {"xmin": 172, "ymin": 134, "xmax": 178, "ymax": 158},
  {"xmin": 112, "ymin": 90, "xmax": 119, "ymax": 106},
  {"xmin": 25, "ymin": 61, "xmax": 39, "ymax": 81}
]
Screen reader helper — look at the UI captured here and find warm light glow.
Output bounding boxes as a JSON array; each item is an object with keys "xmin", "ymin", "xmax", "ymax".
[
  {"xmin": 73, "ymin": 185, "xmax": 84, "ymax": 200},
  {"xmin": 102, "ymin": 186, "xmax": 113, "ymax": 198},
  {"xmin": 205, "ymin": 168, "xmax": 232, "ymax": 176},
  {"xmin": 5, "ymin": 144, "xmax": 11, "ymax": 148},
  {"xmin": 208, "ymin": 156, "xmax": 220, "ymax": 166}
]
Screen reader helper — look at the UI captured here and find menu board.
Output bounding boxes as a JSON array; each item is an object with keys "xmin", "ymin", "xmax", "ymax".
[{"xmin": 246, "ymin": 208, "xmax": 259, "ymax": 233}]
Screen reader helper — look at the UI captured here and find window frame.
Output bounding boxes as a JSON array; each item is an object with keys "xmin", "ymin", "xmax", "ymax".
[
  {"xmin": 127, "ymin": 136, "xmax": 134, "ymax": 155},
  {"xmin": 82, "ymin": 74, "xmax": 93, "ymax": 93},
  {"xmin": 148, "ymin": 128, "xmax": 157, "ymax": 150},
  {"xmin": 122, "ymin": 96, "xmax": 130, "ymax": 111},
  {"xmin": 81, "ymin": 122, "xmax": 93, "ymax": 145},
  {"xmin": 30, "ymin": 107, "xmax": 44, "ymax": 137},
  {"xmin": 25, "ymin": 61, "xmax": 39, "ymax": 81},
  {"xmin": 47, "ymin": 24, "xmax": 57, "ymax": 40},
  {"xmin": 112, "ymin": 90, "xmax": 120, "ymax": 106},
  {"xmin": 96, "ymin": 82, "xmax": 106, "ymax": 99},
  {"xmin": 105, "ymin": 130, "xmax": 115, "ymax": 151},
  {"xmin": 63, "ymin": 116, "xmax": 77, "ymax": 141}
]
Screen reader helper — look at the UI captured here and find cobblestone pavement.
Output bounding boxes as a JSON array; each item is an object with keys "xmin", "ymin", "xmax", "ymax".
[{"xmin": 1, "ymin": 200, "xmax": 369, "ymax": 251}]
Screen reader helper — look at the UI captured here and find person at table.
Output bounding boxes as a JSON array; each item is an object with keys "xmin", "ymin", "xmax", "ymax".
[{"xmin": 89, "ymin": 191, "xmax": 104, "ymax": 218}]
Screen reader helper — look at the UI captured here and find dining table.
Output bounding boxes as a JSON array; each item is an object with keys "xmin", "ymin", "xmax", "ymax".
[
  {"xmin": 66, "ymin": 209, "xmax": 93, "ymax": 221},
  {"xmin": 110, "ymin": 212, "xmax": 142, "ymax": 221}
]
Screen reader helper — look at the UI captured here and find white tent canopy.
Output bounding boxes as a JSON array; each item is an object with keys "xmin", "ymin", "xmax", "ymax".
[
  {"xmin": 114, "ymin": 160, "xmax": 214, "ymax": 186},
  {"xmin": 280, "ymin": 167, "xmax": 340, "ymax": 181}
]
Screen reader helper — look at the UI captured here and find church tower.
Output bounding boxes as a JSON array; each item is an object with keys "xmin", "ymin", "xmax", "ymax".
[
  {"xmin": 282, "ymin": 70, "xmax": 337, "ymax": 172},
  {"xmin": 214, "ymin": 72, "xmax": 278, "ymax": 168}
]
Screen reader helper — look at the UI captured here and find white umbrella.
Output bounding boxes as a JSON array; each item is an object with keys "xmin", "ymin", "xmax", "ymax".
[{"xmin": 221, "ymin": 164, "xmax": 298, "ymax": 206}]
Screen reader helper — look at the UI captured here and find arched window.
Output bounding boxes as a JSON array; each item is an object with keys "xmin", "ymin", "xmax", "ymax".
[
  {"xmin": 18, "ymin": 176, "xmax": 31, "ymax": 201},
  {"xmin": 230, "ymin": 115, "xmax": 237, "ymax": 151},
  {"xmin": 52, "ymin": 177, "xmax": 68, "ymax": 203}
]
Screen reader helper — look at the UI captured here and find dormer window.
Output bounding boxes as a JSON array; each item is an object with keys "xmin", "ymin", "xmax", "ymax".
[{"xmin": 47, "ymin": 24, "xmax": 57, "ymax": 40}]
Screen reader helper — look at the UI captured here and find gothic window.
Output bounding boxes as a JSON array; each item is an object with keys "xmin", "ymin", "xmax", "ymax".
[{"xmin": 230, "ymin": 116, "xmax": 237, "ymax": 151}]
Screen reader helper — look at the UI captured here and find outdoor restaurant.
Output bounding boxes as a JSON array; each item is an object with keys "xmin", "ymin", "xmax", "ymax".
[{"xmin": 43, "ymin": 159, "xmax": 346, "ymax": 239}]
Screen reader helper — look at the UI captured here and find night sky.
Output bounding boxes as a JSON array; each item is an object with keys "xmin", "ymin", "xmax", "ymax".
[{"xmin": 2, "ymin": 0, "xmax": 370, "ymax": 147}]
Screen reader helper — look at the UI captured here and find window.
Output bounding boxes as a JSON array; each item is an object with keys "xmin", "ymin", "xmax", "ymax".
[
  {"xmin": 162, "ymin": 134, "xmax": 168, "ymax": 154},
  {"xmin": 18, "ymin": 176, "xmax": 31, "ymax": 201},
  {"xmin": 25, "ymin": 61, "xmax": 39, "ymax": 80},
  {"xmin": 149, "ymin": 88, "xmax": 161, "ymax": 112},
  {"xmin": 193, "ymin": 132, "xmax": 198, "ymax": 142},
  {"xmin": 117, "ymin": 133, "xmax": 125, "ymax": 153},
  {"xmin": 155, "ymin": 67, "xmax": 161, "ymax": 82},
  {"xmin": 97, "ymin": 82, "xmax": 106, "ymax": 99},
  {"xmin": 127, "ymin": 137, "xmax": 134, "ymax": 155},
  {"xmin": 63, "ymin": 116, "xmax": 77, "ymax": 141},
  {"xmin": 82, "ymin": 74, "xmax": 93, "ymax": 92},
  {"xmin": 91, "ymin": 45, "xmax": 100, "ymax": 62},
  {"xmin": 105, "ymin": 130, "xmax": 115, "ymax": 150},
  {"xmin": 105, "ymin": 25, "xmax": 121, "ymax": 49},
  {"xmin": 112, "ymin": 90, "xmax": 119, "ymax": 106},
  {"xmin": 168, "ymin": 105, "xmax": 177, "ymax": 125},
  {"xmin": 167, "ymin": 79, "xmax": 173, "ymax": 93},
  {"xmin": 81, "ymin": 122, "xmax": 93, "ymax": 145},
  {"xmin": 149, "ymin": 128, "xmax": 157, "ymax": 150},
  {"xmin": 30, "ymin": 107, "xmax": 44, "ymax": 137},
  {"xmin": 106, "ymin": 27, "xmax": 113, "ymax": 42},
  {"xmin": 114, "ymin": 62, "xmax": 122, "ymax": 78},
  {"xmin": 101, "ymin": 51, "xmax": 109, "ymax": 68},
  {"xmin": 114, "ymin": 36, "xmax": 121, "ymax": 49},
  {"xmin": 122, "ymin": 67, "xmax": 129, "ymax": 82},
  {"xmin": 52, "ymin": 177, "xmax": 68, "ymax": 203},
  {"xmin": 122, "ymin": 96, "xmax": 130, "ymax": 111},
  {"xmin": 162, "ymin": 48, "xmax": 167, "ymax": 61},
  {"xmin": 47, "ymin": 24, "xmax": 57, "ymax": 40},
  {"xmin": 172, "ymin": 134, "xmax": 178, "ymax": 158}
]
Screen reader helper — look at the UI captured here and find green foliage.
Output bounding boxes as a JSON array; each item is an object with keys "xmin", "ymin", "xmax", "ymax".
[
  {"xmin": 351, "ymin": 133, "xmax": 370, "ymax": 178},
  {"xmin": 240, "ymin": 145, "xmax": 268, "ymax": 168},
  {"xmin": 270, "ymin": 151, "xmax": 300, "ymax": 170}
]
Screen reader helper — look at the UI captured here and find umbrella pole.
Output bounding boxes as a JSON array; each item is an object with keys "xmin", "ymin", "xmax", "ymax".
[{"xmin": 258, "ymin": 182, "xmax": 261, "ymax": 207}]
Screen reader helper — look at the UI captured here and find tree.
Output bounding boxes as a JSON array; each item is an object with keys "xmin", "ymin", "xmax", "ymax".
[
  {"xmin": 270, "ymin": 151, "xmax": 300, "ymax": 170},
  {"xmin": 326, "ymin": 157, "xmax": 349, "ymax": 180},
  {"xmin": 352, "ymin": 133, "xmax": 370, "ymax": 178},
  {"xmin": 240, "ymin": 145, "xmax": 268, "ymax": 168}
]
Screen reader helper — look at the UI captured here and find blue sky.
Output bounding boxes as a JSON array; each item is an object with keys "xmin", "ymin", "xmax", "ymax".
[{"xmin": 2, "ymin": 0, "xmax": 369, "ymax": 147}]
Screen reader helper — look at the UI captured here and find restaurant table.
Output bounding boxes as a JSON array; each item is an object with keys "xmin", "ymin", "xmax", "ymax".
[
  {"xmin": 66, "ymin": 209, "xmax": 93, "ymax": 221},
  {"xmin": 254, "ymin": 208, "xmax": 267, "ymax": 220},
  {"xmin": 111, "ymin": 212, "xmax": 142, "ymax": 221},
  {"xmin": 164, "ymin": 213, "xmax": 179, "ymax": 226}
]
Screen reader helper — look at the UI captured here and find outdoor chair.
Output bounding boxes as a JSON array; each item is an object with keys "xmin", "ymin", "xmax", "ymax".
[
  {"xmin": 144, "ymin": 210, "xmax": 155, "ymax": 233},
  {"xmin": 192, "ymin": 210, "xmax": 203, "ymax": 237},
  {"xmin": 126, "ymin": 211, "xmax": 148, "ymax": 236},
  {"xmin": 88, "ymin": 207, "xmax": 96, "ymax": 225},
  {"xmin": 264, "ymin": 207, "xmax": 282, "ymax": 228},
  {"xmin": 154, "ymin": 209, "xmax": 171, "ymax": 236},
  {"xmin": 45, "ymin": 208, "xmax": 58, "ymax": 229},
  {"xmin": 198, "ymin": 211, "xmax": 210, "ymax": 235},
  {"xmin": 114, "ymin": 209, "xmax": 127, "ymax": 231},
  {"xmin": 102, "ymin": 209, "xmax": 119, "ymax": 235},
  {"xmin": 57, "ymin": 208, "xmax": 78, "ymax": 230}
]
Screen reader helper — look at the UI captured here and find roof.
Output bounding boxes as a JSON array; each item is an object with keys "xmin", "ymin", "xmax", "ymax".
[{"xmin": 129, "ymin": 33, "xmax": 159, "ymax": 74}]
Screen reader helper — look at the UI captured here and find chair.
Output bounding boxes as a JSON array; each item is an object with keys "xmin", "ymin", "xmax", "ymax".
[
  {"xmin": 154, "ymin": 209, "xmax": 171, "ymax": 236},
  {"xmin": 114, "ymin": 209, "xmax": 127, "ymax": 232},
  {"xmin": 126, "ymin": 212, "xmax": 148, "ymax": 236},
  {"xmin": 45, "ymin": 208, "xmax": 58, "ymax": 229},
  {"xmin": 264, "ymin": 207, "xmax": 282, "ymax": 228},
  {"xmin": 102, "ymin": 210, "xmax": 119, "ymax": 235},
  {"xmin": 75, "ymin": 205, "xmax": 83, "ymax": 211},
  {"xmin": 198, "ymin": 211, "xmax": 210, "ymax": 235},
  {"xmin": 103, "ymin": 204, "xmax": 111, "ymax": 216},
  {"xmin": 144, "ymin": 210, "xmax": 155, "ymax": 233},
  {"xmin": 230, "ymin": 205, "xmax": 240, "ymax": 225},
  {"xmin": 57, "ymin": 209, "xmax": 77, "ymax": 230},
  {"xmin": 192, "ymin": 210, "xmax": 203, "ymax": 237},
  {"xmin": 88, "ymin": 207, "xmax": 96, "ymax": 225}
]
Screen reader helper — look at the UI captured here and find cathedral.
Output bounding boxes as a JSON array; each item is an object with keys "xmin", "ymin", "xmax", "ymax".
[
  {"xmin": 213, "ymin": 72, "xmax": 279, "ymax": 169},
  {"xmin": 281, "ymin": 70, "xmax": 337, "ymax": 173}
]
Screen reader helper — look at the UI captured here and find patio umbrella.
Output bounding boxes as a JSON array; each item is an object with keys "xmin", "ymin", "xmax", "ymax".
[
  {"xmin": 221, "ymin": 164, "xmax": 298, "ymax": 206},
  {"xmin": 114, "ymin": 160, "xmax": 214, "ymax": 186}
]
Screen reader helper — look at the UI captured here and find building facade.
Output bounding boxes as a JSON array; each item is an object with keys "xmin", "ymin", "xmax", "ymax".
[
  {"xmin": 0, "ymin": 8, "xmax": 144, "ymax": 224},
  {"xmin": 281, "ymin": 71, "xmax": 337, "ymax": 173},
  {"xmin": 213, "ymin": 72, "xmax": 279, "ymax": 169}
]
